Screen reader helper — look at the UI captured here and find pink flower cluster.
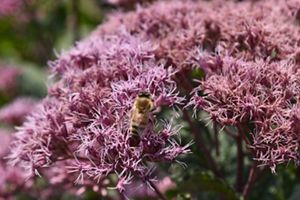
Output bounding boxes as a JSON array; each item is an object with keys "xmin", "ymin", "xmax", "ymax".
[
  {"xmin": 8, "ymin": 0, "xmax": 300, "ymax": 193},
  {"xmin": 0, "ymin": 97, "xmax": 37, "ymax": 125},
  {"xmin": 190, "ymin": 56, "xmax": 300, "ymax": 172},
  {"xmin": 9, "ymin": 32, "xmax": 189, "ymax": 191},
  {"xmin": 0, "ymin": 0, "xmax": 23, "ymax": 17},
  {"xmin": 97, "ymin": 0, "xmax": 300, "ymax": 67},
  {"xmin": 0, "ymin": 65, "xmax": 21, "ymax": 94},
  {"xmin": 97, "ymin": 0, "xmax": 300, "ymax": 171},
  {"xmin": 0, "ymin": 129, "xmax": 32, "ymax": 199}
]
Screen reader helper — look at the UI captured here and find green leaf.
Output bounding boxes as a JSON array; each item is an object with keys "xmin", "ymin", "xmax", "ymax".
[
  {"xmin": 191, "ymin": 68, "xmax": 205, "ymax": 80},
  {"xmin": 178, "ymin": 171, "xmax": 240, "ymax": 200},
  {"xmin": 289, "ymin": 184, "xmax": 300, "ymax": 200}
]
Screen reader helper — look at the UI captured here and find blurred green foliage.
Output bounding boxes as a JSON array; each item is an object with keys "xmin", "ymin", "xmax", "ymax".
[{"xmin": 0, "ymin": 0, "xmax": 104, "ymax": 65}]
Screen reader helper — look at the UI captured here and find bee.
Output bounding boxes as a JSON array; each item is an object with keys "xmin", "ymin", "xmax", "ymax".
[{"xmin": 129, "ymin": 91, "xmax": 155, "ymax": 146}]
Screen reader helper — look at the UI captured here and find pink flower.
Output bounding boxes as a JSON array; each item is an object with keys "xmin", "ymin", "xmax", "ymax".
[
  {"xmin": 0, "ymin": 97, "xmax": 37, "ymax": 125},
  {"xmin": 0, "ymin": 66, "xmax": 21, "ymax": 94},
  {"xmin": 9, "ymin": 32, "xmax": 189, "ymax": 191},
  {"xmin": 0, "ymin": 0, "xmax": 23, "ymax": 17},
  {"xmin": 0, "ymin": 129, "xmax": 32, "ymax": 199},
  {"xmin": 190, "ymin": 55, "xmax": 300, "ymax": 171},
  {"xmin": 0, "ymin": 129, "xmax": 12, "ymax": 157},
  {"xmin": 97, "ymin": 0, "xmax": 299, "ymax": 67}
]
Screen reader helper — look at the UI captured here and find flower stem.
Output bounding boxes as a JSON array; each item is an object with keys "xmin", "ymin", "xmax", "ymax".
[
  {"xmin": 237, "ymin": 125, "xmax": 250, "ymax": 145},
  {"xmin": 182, "ymin": 110, "xmax": 223, "ymax": 178},
  {"xmin": 223, "ymin": 127, "xmax": 238, "ymax": 139},
  {"xmin": 235, "ymin": 135, "xmax": 244, "ymax": 193},
  {"xmin": 213, "ymin": 122, "xmax": 220, "ymax": 156},
  {"xmin": 147, "ymin": 180, "xmax": 168, "ymax": 200},
  {"xmin": 242, "ymin": 162, "xmax": 258, "ymax": 199}
]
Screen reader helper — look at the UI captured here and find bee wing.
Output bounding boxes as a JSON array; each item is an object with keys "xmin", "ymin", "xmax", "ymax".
[{"xmin": 151, "ymin": 106, "xmax": 161, "ymax": 114}]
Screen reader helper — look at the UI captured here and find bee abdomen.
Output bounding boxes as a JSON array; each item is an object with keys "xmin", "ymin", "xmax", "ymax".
[
  {"xmin": 130, "ymin": 124, "xmax": 139, "ymax": 134},
  {"xmin": 129, "ymin": 124, "xmax": 141, "ymax": 147}
]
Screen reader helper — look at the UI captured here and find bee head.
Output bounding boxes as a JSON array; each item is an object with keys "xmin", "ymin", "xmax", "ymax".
[
  {"xmin": 138, "ymin": 91, "xmax": 151, "ymax": 98},
  {"xmin": 136, "ymin": 91, "xmax": 153, "ymax": 112}
]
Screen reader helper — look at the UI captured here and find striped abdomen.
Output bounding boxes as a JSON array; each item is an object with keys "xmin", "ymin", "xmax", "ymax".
[{"xmin": 129, "ymin": 111, "xmax": 150, "ymax": 146}]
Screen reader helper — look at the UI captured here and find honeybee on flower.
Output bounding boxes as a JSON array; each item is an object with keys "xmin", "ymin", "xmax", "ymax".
[{"xmin": 129, "ymin": 91, "xmax": 155, "ymax": 146}]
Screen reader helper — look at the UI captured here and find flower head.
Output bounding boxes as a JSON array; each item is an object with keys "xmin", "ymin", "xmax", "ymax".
[
  {"xmin": 0, "ymin": 65, "xmax": 21, "ymax": 94},
  {"xmin": 97, "ymin": 0, "xmax": 300, "ymax": 69},
  {"xmin": 190, "ymin": 55, "xmax": 300, "ymax": 171},
  {"xmin": 9, "ymin": 32, "xmax": 189, "ymax": 191},
  {"xmin": 0, "ymin": 97, "xmax": 37, "ymax": 126},
  {"xmin": 0, "ymin": 129, "xmax": 33, "ymax": 198},
  {"xmin": 0, "ymin": 0, "xmax": 23, "ymax": 17}
]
